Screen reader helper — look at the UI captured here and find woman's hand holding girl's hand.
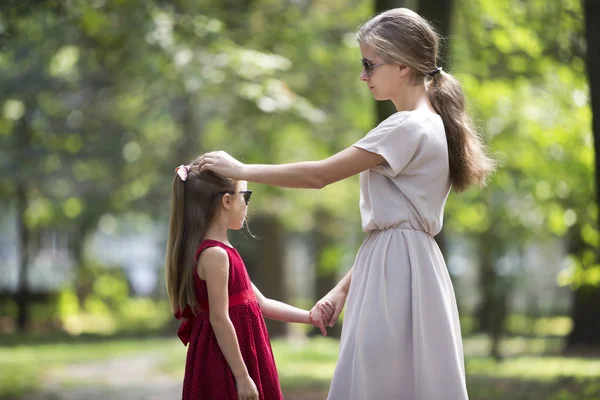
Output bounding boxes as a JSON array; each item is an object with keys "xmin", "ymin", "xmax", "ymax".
[{"xmin": 311, "ymin": 288, "xmax": 347, "ymax": 331}]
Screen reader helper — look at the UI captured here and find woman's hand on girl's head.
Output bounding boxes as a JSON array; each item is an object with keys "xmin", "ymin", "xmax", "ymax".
[{"xmin": 199, "ymin": 151, "xmax": 246, "ymax": 180}]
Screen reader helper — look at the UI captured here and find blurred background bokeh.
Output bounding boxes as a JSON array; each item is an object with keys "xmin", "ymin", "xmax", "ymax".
[{"xmin": 1, "ymin": 0, "xmax": 599, "ymax": 399}]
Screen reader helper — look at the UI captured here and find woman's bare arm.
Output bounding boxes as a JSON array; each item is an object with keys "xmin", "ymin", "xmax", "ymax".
[{"xmin": 199, "ymin": 146, "xmax": 384, "ymax": 189}]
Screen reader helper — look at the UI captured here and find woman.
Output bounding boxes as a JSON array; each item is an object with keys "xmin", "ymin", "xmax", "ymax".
[{"xmin": 199, "ymin": 8, "xmax": 494, "ymax": 399}]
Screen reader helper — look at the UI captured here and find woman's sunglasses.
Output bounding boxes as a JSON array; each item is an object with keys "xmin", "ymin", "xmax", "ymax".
[
  {"xmin": 361, "ymin": 58, "xmax": 386, "ymax": 77},
  {"xmin": 217, "ymin": 190, "xmax": 253, "ymax": 205}
]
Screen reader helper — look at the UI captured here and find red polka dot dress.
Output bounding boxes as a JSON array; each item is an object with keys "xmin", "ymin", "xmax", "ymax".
[{"xmin": 175, "ymin": 239, "xmax": 284, "ymax": 400}]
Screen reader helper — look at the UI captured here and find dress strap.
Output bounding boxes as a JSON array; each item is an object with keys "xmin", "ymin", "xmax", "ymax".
[{"xmin": 194, "ymin": 239, "xmax": 234, "ymax": 264}]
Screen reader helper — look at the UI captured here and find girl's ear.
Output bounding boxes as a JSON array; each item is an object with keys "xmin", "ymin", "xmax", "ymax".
[{"xmin": 221, "ymin": 193, "xmax": 232, "ymax": 210}]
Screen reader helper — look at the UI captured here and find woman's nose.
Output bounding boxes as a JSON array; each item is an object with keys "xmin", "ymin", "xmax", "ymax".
[{"xmin": 360, "ymin": 69, "xmax": 369, "ymax": 81}]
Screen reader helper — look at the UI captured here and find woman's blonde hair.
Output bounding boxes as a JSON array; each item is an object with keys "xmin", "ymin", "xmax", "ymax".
[{"xmin": 358, "ymin": 8, "xmax": 495, "ymax": 191}]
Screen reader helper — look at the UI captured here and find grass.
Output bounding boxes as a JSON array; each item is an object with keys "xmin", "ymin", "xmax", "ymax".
[
  {"xmin": 2, "ymin": 333, "xmax": 600, "ymax": 399},
  {"xmin": 272, "ymin": 338, "xmax": 339, "ymax": 390},
  {"xmin": 466, "ymin": 356, "xmax": 600, "ymax": 400}
]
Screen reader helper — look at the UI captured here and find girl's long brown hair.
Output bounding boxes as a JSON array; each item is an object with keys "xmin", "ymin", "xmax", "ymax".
[
  {"xmin": 165, "ymin": 159, "xmax": 236, "ymax": 314},
  {"xmin": 358, "ymin": 8, "xmax": 495, "ymax": 191}
]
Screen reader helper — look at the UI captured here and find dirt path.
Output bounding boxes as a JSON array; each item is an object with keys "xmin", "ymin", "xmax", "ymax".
[
  {"xmin": 23, "ymin": 353, "xmax": 181, "ymax": 400},
  {"xmin": 22, "ymin": 352, "xmax": 327, "ymax": 400}
]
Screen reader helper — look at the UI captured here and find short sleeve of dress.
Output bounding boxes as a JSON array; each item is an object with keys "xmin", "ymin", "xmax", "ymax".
[{"xmin": 353, "ymin": 112, "xmax": 423, "ymax": 177}]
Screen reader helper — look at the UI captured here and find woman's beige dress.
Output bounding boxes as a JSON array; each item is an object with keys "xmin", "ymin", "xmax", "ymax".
[{"xmin": 327, "ymin": 110, "xmax": 469, "ymax": 400}]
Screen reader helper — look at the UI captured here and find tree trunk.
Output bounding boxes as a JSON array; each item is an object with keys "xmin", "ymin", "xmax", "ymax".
[
  {"xmin": 14, "ymin": 99, "xmax": 34, "ymax": 333},
  {"xmin": 15, "ymin": 185, "xmax": 31, "ymax": 332},
  {"xmin": 586, "ymin": 0, "xmax": 600, "ymax": 211},
  {"xmin": 69, "ymin": 223, "xmax": 94, "ymax": 308},
  {"xmin": 418, "ymin": 0, "xmax": 453, "ymax": 68},
  {"xmin": 475, "ymin": 232, "xmax": 507, "ymax": 361},
  {"xmin": 375, "ymin": 0, "xmax": 410, "ymax": 122},
  {"xmin": 418, "ymin": 0, "xmax": 454, "ymax": 258},
  {"xmin": 567, "ymin": 228, "xmax": 600, "ymax": 349},
  {"xmin": 249, "ymin": 214, "xmax": 288, "ymax": 338},
  {"xmin": 476, "ymin": 231, "xmax": 494, "ymax": 334},
  {"xmin": 567, "ymin": 0, "xmax": 600, "ymax": 350},
  {"xmin": 172, "ymin": 93, "xmax": 201, "ymax": 163},
  {"xmin": 568, "ymin": 287, "xmax": 600, "ymax": 348},
  {"xmin": 310, "ymin": 208, "xmax": 343, "ymax": 338}
]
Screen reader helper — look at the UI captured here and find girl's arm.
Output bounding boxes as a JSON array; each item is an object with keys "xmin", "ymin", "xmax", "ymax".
[
  {"xmin": 200, "ymin": 247, "xmax": 251, "ymax": 381},
  {"xmin": 199, "ymin": 146, "xmax": 385, "ymax": 189},
  {"xmin": 251, "ymin": 283, "xmax": 310, "ymax": 323},
  {"xmin": 251, "ymin": 283, "xmax": 334, "ymax": 336}
]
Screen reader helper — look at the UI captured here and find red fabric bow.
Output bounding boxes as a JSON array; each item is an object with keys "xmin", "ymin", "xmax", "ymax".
[{"xmin": 174, "ymin": 305, "xmax": 195, "ymax": 346}]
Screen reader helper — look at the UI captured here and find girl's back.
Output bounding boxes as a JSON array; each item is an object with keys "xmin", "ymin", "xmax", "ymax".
[{"xmin": 180, "ymin": 239, "xmax": 283, "ymax": 400}]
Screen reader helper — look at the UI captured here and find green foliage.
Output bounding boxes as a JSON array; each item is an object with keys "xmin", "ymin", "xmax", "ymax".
[
  {"xmin": 446, "ymin": 0, "xmax": 596, "ymax": 287},
  {"xmin": 0, "ymin": 0, "xmax": 597, "ymax": 343},
  {"xmin": 505, "ymin": 315, "xmax": 573, "ymax": 337},
  {"xmin": 461, "ymin": 314, "xmax": 573, "ymax": 337},
  {"xmin": 55, "ymin": 267, "xmax": 171, "ymax": 335},
  {"xmin": 0, "ymin": 0, "xmax": 340, "ymax": 232}
]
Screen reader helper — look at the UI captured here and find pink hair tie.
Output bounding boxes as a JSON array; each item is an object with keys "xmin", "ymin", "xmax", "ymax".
[{"xmin": 175, "ymin": 165, "xmax": 190, "ymax": 181}]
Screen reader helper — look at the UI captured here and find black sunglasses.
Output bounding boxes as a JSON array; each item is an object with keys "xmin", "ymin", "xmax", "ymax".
[
  {"xmin": 217, "ymin": 190, "xmax": 253, "ymax": 205},
  {"xmin": 239, "ymin": 190, "xmax": 252, "ymax": 205},
  {"xmin": 361, "ymin": 58, "xmax": 386, "ymax": 77}
]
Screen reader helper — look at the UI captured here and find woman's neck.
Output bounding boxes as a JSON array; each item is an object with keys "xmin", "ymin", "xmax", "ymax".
[{"xmin": 390, "ymin": 81, "xmax": 433, "ymax": 113}]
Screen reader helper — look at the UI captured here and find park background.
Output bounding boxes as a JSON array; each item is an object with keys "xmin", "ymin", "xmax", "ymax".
[{"xmin": 1, "ymin": 0, "xmax": 600, "ymax": 399}]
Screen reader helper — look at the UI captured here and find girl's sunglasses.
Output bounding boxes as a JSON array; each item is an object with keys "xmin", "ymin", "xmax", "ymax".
[
  {"xmin": 217, "ymin": 190, "xmax": 253, "ymax": 205},
  {"xmin": 239, "ymin": 190, "xmax": 252, "ymax": 205},
  {"xmin": 361, "ymin": 58, "xmax": 386, "ymax": 77}
]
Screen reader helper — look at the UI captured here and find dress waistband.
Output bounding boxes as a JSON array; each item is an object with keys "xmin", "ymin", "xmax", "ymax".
[
  {"xmin": 174, "ymin": 289, "xmax": 257, "ymax": 345},
  {"xmin": 371, "ymin": 225, "xmax": 433, "ymax": 237},
  {"xmin": 199, "ymin": 289, "xmax": 257, "ymax": 312}
]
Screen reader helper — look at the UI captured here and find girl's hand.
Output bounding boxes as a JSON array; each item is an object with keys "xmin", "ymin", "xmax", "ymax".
[
  {"xmin": 309, "ymin": 300, "xmax": 335, "ymax": 336},
  {"xmin": 311, "ymin": 288, "xmax": 347, "ymax": 330},
  {"xmin": 199, "ymin": 151, "xmax": 246, "ymax": 180},
  {"xmin": 320, "ymin": 301, "xmax": 335, "ymax": 323},
  {"xmin": 236, "ymin": 374, "xmax": 259, "ymax": 400}
]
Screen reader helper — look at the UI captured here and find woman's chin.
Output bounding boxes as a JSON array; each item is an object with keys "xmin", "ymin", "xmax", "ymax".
[{"xmin": 372, "ymin": 93, "xmax": 385, "ymax": 101}]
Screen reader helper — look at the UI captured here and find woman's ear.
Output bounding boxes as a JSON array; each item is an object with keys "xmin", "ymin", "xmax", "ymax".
[{"xmin": 398, "ymin": 64, "xmax": 410, "ymax": 77}]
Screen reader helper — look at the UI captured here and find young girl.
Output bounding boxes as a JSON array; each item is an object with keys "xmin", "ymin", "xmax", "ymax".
[{"xmin": 165, "ymin": 159, "xmax": 332, "ymax": 400}]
